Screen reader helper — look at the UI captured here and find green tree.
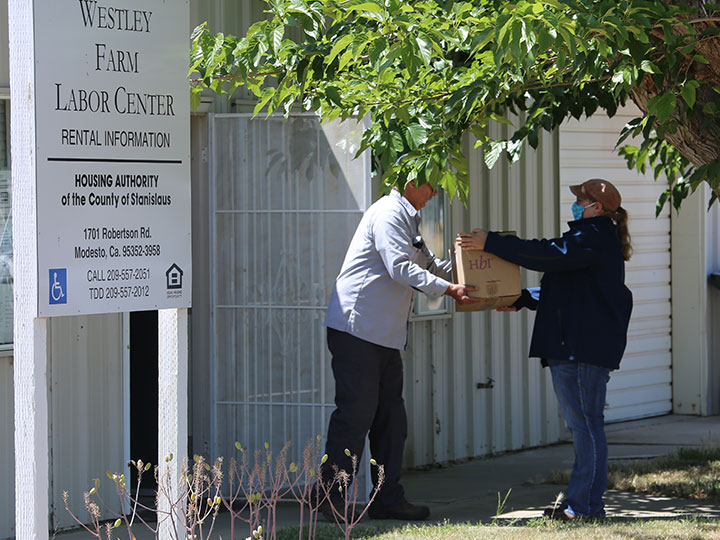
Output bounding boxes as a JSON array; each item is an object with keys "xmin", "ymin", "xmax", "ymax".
[{"xmin": 190, "ymin": 0, "xmax": 720, "ymax": 213}]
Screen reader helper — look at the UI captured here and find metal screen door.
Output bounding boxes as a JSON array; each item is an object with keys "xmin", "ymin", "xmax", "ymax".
[{"xmin": 209, "ymin": 113, "xmax": 370, "ymax": 481}]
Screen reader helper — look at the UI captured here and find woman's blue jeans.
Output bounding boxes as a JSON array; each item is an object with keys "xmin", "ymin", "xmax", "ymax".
[{"xmin": 547, "ymin": 360, "xmax": 611, "ymax": 517}]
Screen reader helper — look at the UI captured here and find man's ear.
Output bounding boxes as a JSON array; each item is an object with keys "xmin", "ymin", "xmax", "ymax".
[{"xmin": 402, "ymin": 180, "xmax": 416, "ymax": 197}]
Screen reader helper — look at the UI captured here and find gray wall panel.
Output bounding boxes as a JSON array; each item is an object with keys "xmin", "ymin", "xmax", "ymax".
[
  {"xmin": 0, "ymin": 1, "xmax": 7, "ymax": 89},
  {"xmin": 190, "ymin": 115, "xmax": 212, "ymax": 457},
  {"xmin": 0, "ymin": 355, "xmax": 14, "ymax": 540},
  {"xmin": 0, "ymin": 313, "xmax": 125, "ymax": 538},
  {"xmin": 707, "ymin": 192, "xmax": 720, "ymax": 414},
  {"xmin": 49, "ymin": 314, "xmax": 124, "ymax": 531}
]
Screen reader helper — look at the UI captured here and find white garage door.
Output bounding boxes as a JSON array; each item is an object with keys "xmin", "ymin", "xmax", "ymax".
[{"xmin": 560, "ymin": 106, "xmax": 672, "ymax": 422}]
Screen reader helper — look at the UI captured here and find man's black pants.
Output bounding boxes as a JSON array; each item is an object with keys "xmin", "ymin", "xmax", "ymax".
[{"xmin": 322, "ymin": 327, "xmax": 407, "ymax": 507}]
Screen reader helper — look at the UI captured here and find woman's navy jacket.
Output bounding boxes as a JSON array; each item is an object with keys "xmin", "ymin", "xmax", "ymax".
[{"xmin": 484, "ymin": 216, "xmax": 633, "ymax": 370}]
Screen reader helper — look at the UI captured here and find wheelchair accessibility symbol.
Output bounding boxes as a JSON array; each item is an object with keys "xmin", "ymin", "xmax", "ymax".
[{"xmin": 49, "ymin": 269, "xmax": 67, "ymax": 305}]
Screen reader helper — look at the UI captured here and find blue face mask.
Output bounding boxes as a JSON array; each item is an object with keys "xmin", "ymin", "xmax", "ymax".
[{"xmin": 571, "ymin": 201, "xmax": 596, "ymax": 220}]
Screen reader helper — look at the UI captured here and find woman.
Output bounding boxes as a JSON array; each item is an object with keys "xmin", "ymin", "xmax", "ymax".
[{"xmin": 457, "ymin": 179, "xmax": 633, "ymax": 520}]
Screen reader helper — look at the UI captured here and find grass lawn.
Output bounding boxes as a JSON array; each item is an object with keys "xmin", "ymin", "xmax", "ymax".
[
  {"xmin": 272, "ymin": 447, "xmax": 720, "ymax": 540},
  {"xmin": 543, "ymin": 447, "xmax": 720, "ymax": 503},
  {"xmin": 608, "ymin": 447, "xmax": 720, "ymax": 502},
  {"xmin": 277, "ymin": 520, "xmax": 720, "ymax": 540}
]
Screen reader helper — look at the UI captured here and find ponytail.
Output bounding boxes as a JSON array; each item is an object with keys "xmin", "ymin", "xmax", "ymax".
[{"xmin": 610, "ymin": 206, "xmax": 632, "ymax": 261}]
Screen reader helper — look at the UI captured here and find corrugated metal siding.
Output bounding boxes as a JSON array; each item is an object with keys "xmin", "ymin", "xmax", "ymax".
[
  {"xmin": 0, "ymin": 355, "xmax": 14, "ymax": 540},
  {"xmin": 559, "ymin": 106, "xmax": 672, "ymax": 422},
  {"xmin": 189, "ymin": 1, "xmax": 270, "ymax": 107},
  {"xmin": 190, "ymin": 0, "xmax": 267, "ymax": 35},
  {"xmin": 49, "ymin": 314, "xmax": 124, "ymax": 531},
  {"xmin": 190, "ymin": 115, "xmax": 213, "ymax": 457},
  {"xmin": 405, "ymin": 125, "xmax": 564, "ymax": 466}
]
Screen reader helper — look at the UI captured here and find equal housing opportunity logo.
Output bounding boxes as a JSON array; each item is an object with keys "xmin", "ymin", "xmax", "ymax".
[{"xmin": 166, "ymin": 263, "xmax": 183, "ymax": 298}]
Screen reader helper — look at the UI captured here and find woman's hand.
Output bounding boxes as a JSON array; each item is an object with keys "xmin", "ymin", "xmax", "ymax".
[
  {"xmin": 496, "ymin": 306, "xmax": 517, "ymax": 312},
  {"xmin": 456, "ymin": 228, "xmax": 488, "ymax": 251}
]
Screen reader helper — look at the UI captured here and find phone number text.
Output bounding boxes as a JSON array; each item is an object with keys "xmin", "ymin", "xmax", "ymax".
[
  {"xmin": 88, "ymin": 285, "xmax": 150, "ymax": 300},
  {"xmin": 86, "ymin": 268, "xmax": 151, "ymax": 282}
]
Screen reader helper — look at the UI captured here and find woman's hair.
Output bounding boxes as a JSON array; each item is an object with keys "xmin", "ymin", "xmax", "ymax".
[{"xmin": 606, "ymin": 206, "xmax": 633, "ymax": 261}]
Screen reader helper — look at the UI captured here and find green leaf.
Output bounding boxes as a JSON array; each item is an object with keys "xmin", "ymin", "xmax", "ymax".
[
  {"xmin": 416, "ymin": 36, "xmax": 432, "ymax": 65},
  {"xmin": 449, "ymin": 154, "xmax": 468, "ymax": 174},
  {"xmin": 253, "ymin": 88, "xmax": 275, "ymax": 118},
  {"xmin": 325, "ymin": 86, "xmax": 342, "ymax": 107},
  {"xmin": 390, "ymin": 131, "xmax": 404, "ymax": 152},
  {"xmin": 639, "ymin": 60, "xmax": 659, "ymax": 74},
  {"xmin": 368, "ymin": 37, "xmax": 387, "ymax": 68},
  {"xmin": 346, "ymin": 2, "xmax": 383, "ymax": 14},
  {"xmin": 647, "ymin": 92, "xmax": 676, "ymax": 124},
  {"xmin": 275, "ymin": 25, "xmax": 285, "ymax": 49},
  {"xmin": 406, "ymin": 124, "xmax": 428, "ymax": 149},
  {"xmin": 190, "ymin": 87, "xmax": 202, "ymax": 112},
  {"xmin": 681, "ymin": 81, "xmax": 698, "ymax": 108},
  {"xmin": 490, "ymin": 113, "xmax": 514, "ymax": 126},
  {"xmin": 395, "ymin": 105, "xmax": 410, "ymax": 124},
  {"xmin": 708, "ymin": 190, "xmax": 718, "ymax": 211},
  {"xmin": 484, "ymin": 141, "xmax": 505, "ymax": 169},
  {"xmin": 537, "ymin": 27, "xmax": 556, "ymax": 52},
  {"xmin": 556, "ymin": 26, "xmax": 576, "ymax": 59},
  {"xmin": 656, "ymin": 189, "xmax": 670, "ymax": 217},
  {"xmin": 497, "ymin": 14, "xmax": 514, "ymax": 48},
  {"xmin": 327, "ymin": 34, "xmax": 354, "ymax": 65},
  {"xmin": 528, "ymin": 128, "xmax": 539, "ymax": 149}
]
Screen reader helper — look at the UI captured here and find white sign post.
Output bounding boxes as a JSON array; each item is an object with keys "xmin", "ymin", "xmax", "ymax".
[{"xmin": 9, "ymin": 1, "xmax": 191, "ymax": 539}]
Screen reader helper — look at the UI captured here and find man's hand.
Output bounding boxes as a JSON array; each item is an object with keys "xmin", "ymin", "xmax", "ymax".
[
  {"xmin": 444, "ymin": 283, "xmax": 484, "ymax": 305},
  {"xmin": 456, "ymin": 228, "xmax": 488, "ymax": 251}
]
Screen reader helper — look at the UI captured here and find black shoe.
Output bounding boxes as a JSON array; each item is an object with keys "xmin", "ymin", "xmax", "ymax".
[
  {"xmin": 543, "ymin": 503, "xmax": 572, "ymax": 521},
  {"xmin": 367, "ymin": 501, "xmax": 430, "ymax": 520},
  {"xmin": 318, "ymin": 499, "xmax": 364, "ymax": 522},
  {"xmin": 544, "ymin": 504, "xmax": 604, "ymax": 522}
]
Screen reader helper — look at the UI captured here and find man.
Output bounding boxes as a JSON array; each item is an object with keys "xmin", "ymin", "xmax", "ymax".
[{"xmin": 321, "ymin": 180, "xmax": 480, "ymax": 520}]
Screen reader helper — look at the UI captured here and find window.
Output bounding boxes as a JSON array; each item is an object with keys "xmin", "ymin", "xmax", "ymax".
[
  {"xmin": 0, "ymin": 98, "xmax": 12, "ymax": 347},
  {"xmin": 413, "ymin": 190, "xmax": 451, "ymax": 317}
]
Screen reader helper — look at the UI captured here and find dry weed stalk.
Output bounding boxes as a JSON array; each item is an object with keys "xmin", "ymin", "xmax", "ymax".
[
  {"xmin": 319, "ymin": 449, "xmax": 384, "ymax": 540},
  {"xmin": 64, "ymin": 439, "xmax": 384, "ymax": 540}
]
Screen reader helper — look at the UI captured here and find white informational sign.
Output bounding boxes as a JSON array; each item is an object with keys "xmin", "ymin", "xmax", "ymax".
[{"xmin": 34, "ymin": 0, "xmax": 191, "ymax": 316}]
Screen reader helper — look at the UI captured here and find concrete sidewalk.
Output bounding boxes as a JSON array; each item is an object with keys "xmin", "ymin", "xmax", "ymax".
[
  {"xmin": 56, "ymin": 414, "xmax": 720, "ymax": 540},
  {"xmin": 402, "ymin": 414, "xmax": 720, "ymax": 522}
]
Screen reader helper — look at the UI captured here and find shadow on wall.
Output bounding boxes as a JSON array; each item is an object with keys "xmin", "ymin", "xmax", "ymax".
[{"xmin": 710, "ymin": 274, "xmax": 720, "ymax": 415}]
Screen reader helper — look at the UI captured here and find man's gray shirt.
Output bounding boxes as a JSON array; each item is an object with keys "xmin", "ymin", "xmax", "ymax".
[{"xmin": 325, "ymin": 190, "xmax": 452, "ymax": 350}]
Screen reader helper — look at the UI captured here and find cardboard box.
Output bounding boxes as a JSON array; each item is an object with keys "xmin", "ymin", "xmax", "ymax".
[{"xmin": 451, "ymin": 237, "xmax": 521, "ymax": 312}]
